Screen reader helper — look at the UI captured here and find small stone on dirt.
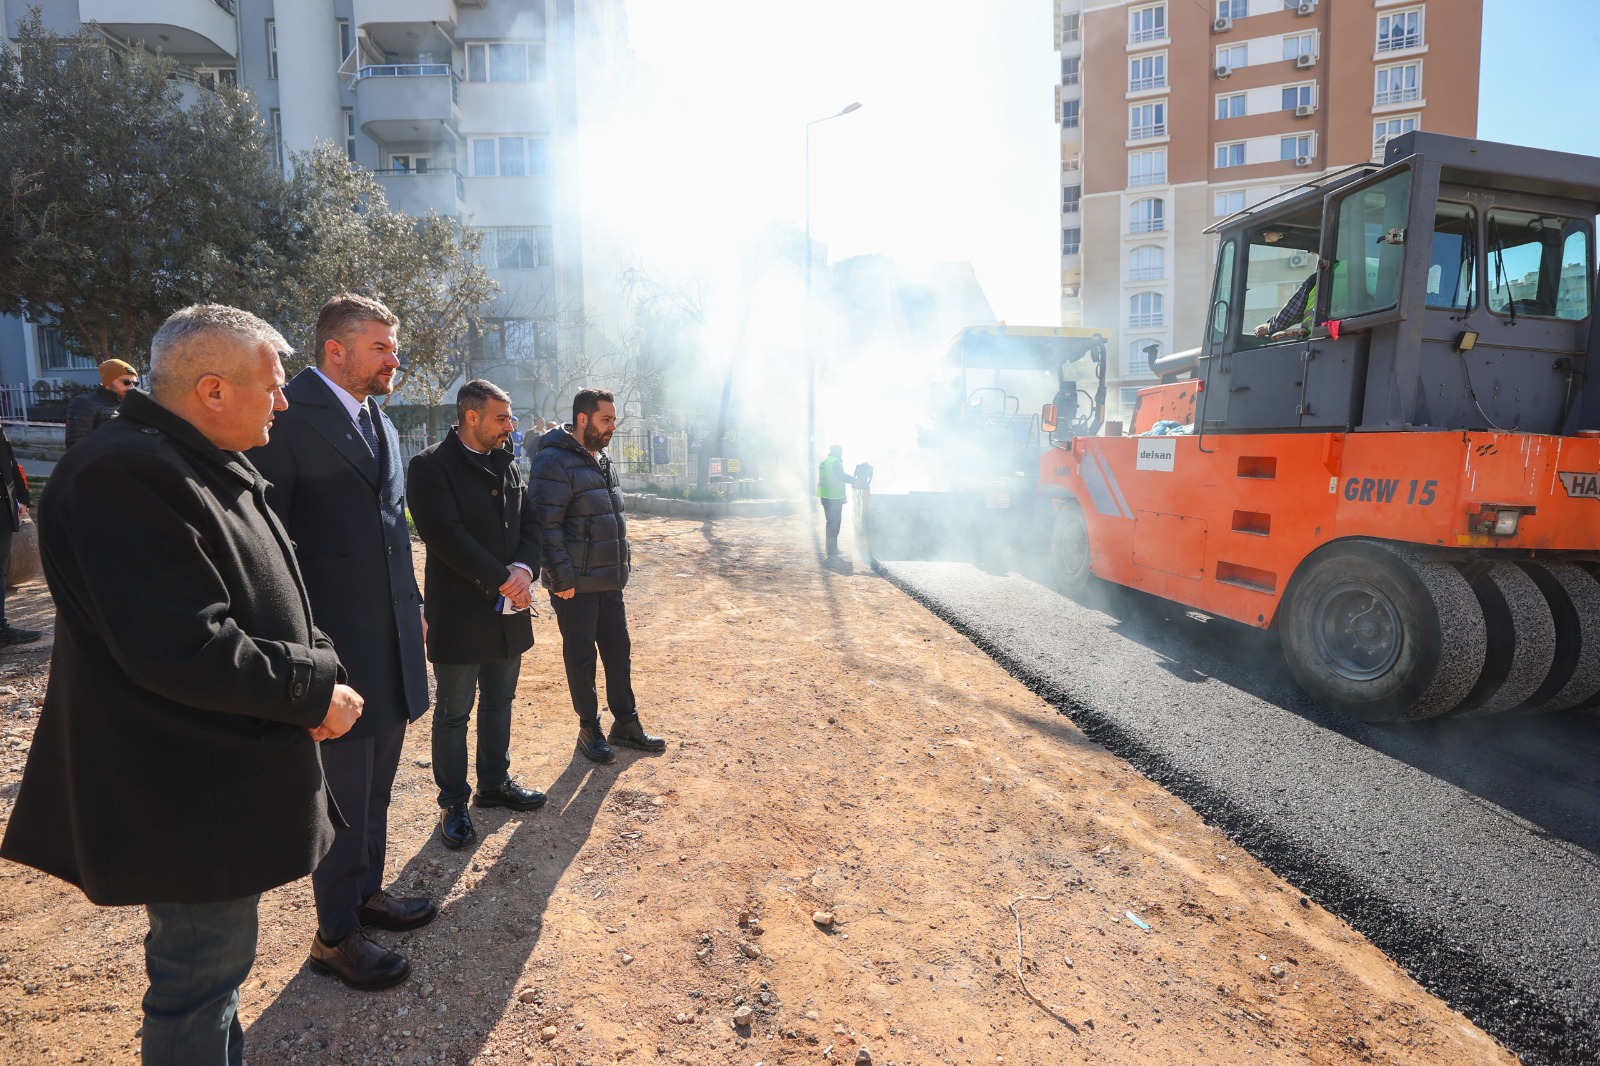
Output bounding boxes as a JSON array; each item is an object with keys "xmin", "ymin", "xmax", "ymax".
[
  {"xmin": 856, "ymin": 1049, "xmax": 872, "ymax": 1064},
  {"xmin": 812, "ymin": 911, "xmax": 834, "ymax": 927},
  {"xmin": 739, "ymin": 942, "xmax": 762, "ymax": 959},
  {"xmin": 733, "ymin": 1006, "xmax": 754, "ymax": 1025},
  {"xmin": 539, "ymin": 1025, "xmax": 557, "ymax": 1041},
  {"xmin": 620, "ymin": 953, "xmax": 634, "ymax": 965},
  {"xmin": 517, "ymin": 990, "xmax": 538, "ymax": 1004}
]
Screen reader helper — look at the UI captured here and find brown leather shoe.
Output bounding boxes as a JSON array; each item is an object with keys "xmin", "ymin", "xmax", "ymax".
[
  {"xmin": 358, "ymin": 890, "xmax": 438, "ymax": 932},
  {"xmin": 307, "ymin": 930, "xmax": 410, "ymax": 991}
]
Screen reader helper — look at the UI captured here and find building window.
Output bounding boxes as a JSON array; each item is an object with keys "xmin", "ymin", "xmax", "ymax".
[
  {"xmin": 1129, "ymin": 198, "xmax": 1165, "ymax": 234},
  {"xmin": 1062, "ymin": 99, "xmax": 1080, "ymax": 128},
  {"xmin": 388, "ymin": 153, "xmax": 433, "ymax": 174},
  {"xmin": 1062, "ymin": 185, "xmax": 1081, "ymax": 215},
  {"xmin": 470, "ymin": 136, "xmax": 550, "ymax": 177},
  {"xmin": 1375, "ymin": 61, "xmax": 1421, "ymax": 106},
  {"xmin": 1281, "ymin": 134, "xmax": 1313, "ymax": 161},
  {"xmin": 1373, "ymin": 115, "xmax": 1419, "ymax": 157},
  {"xmin": 36, "ymin": 327, "xmax": 95, "ymax": 371},
  {"xmin": 1218, "ymin": 0, "xmax": 1247, "ymax": 18},
  {"xmin": 1062, "ymin": 55, "xmax": 1080, "ymax": 86},
  {"xmin": 1129, "ymin": 102, "xmax": 1166, "ymax": 140},
  {"xmin": 265, "ymin": 19, "xmax": 277, "ymax": 80},
  {"xmin": 1216, "ymin": 93, "xmax": 1246, "ymax": 120},
  {"xmin": 481, "ymin": 318, "xmax": 552, "ymax": 363},
  {"xmin": 1377, "ymin": 8, "xmax": 1422, "ymax": 52},
  {"xmin": 1128, "ymin": 148, "xmax": 1166, "ymax": 187},
  {"xmin": 1119, "ymin": 386, "xmax": 1143, "ymax": 410},
  {"xmin": 1129, "ymin": 53, "xmax": 1166, "ymax": 92},
  {"xmin": 1062, "ymin": 12, "xmax": 1080, "ymax": 44},
  {"xmin": 1282, "ymin": 83, "xmax": 1315, "ymax": 110},
  {"xmin": 1215, "ymin": 190, "xmax": 1246, "ymax": 216},
  {"xmin": 1283, "ymin": 32, "xmax": 1317, "ymax": 61},
  {"xmin": 1129, "ymin": 245, "xmax": 1164, "ymax": 282},
  {"xmin": 480, "ymin": 226, "xmax": 553, "ymax": 269},
  {"xmin": 1216, "ymin": 142, "xmax": 1245, "ymax": 168},
  {"xmin": 1216, "ymin": 44, "xmax": 1247, "ymax": 69},
  {"xmin": 342, "ymin": 108, "xmax": 355, "ymax": 161},
  {"xmin": 1129, "ymin": 292, "xmax": 1164, "ymax": 329},
  {"xmin": 269, "ymin": 108, "xmax": 283, "ymax": 171},
  {"xmin": 465, "ymin": 42, "xmax": 547, "ymax": 83},
  {"xmin": 1062, "ymin": 227, "xmax": 1082, "ymax": 255},
  {"xmin": 1128, "ymin": 339, "xmax": 1161, "ymax": 376},
  {"xmin": 1129, "ymin": 4, "xmax": 1167, "ymax": 44},
  {"xmin": 336, "ymin": 17, "xmax": 352, "ymax": 61}
]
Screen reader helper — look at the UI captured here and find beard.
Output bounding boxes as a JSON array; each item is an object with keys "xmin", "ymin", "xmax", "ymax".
[
  {"xmin": 354, "ymin": 367, "xmax": 395, "ymax": 397},
  {"xmin": 581, "ymin": 424, "xmax": 612, "ymax": 451}
]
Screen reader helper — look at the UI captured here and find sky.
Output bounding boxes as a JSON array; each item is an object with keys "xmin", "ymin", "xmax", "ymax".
[{"xmin": 612, "ymin": 0, "xmax": 1600, "ymax": 332}]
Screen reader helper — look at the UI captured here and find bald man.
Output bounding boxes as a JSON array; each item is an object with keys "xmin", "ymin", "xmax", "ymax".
[{"xmin": 0, "ymin": 304, "xmax": 363, "ymax": 1066}]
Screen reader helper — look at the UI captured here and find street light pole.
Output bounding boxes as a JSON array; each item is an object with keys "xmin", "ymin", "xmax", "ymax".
[{"xmin": 804, "ymin": 101, "xmax": 861, "ymax": 506}]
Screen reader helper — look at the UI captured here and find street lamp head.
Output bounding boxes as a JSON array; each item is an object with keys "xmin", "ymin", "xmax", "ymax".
[{"xmin": 839, "ymin": 102, "xmax": 862, "ymax": 115}]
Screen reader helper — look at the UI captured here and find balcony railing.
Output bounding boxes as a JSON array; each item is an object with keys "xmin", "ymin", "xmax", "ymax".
[
  {"xmin": 1130, "ymin": 75, "xmax": 1165, "ymax": 92},
  {"xmin": 1130, "ymin": 25, "xmax": 1165, "ymax": 44},
  {"xmin": 1129, "ymin": 218, "xmax": 1165, "ymax": 234},
  {"xmin": 1377, "ymin": 30, "xmax": 1420, "ymax": 52},
  {"xmin": 211, "ymin": 0, "xmax": 235, "ymax": 12},
  {"xmin": 1375, "ymin": 85, "xmax": 1420, "ymax": 106},
  {"xmin": 1128, "ymin": 266, "xmax": 1163, "ymax": 282},
  {"xmin": 1129, "ymin": 312, "xmax": 1163, "ymax": 328},
  {"xmin": 1129, "ymin": 171, "xmax": 1166, "ymax": 186},
  {"xmin": 1130, "ymin": 123, "xmax": 1166, "ymax": 140}
]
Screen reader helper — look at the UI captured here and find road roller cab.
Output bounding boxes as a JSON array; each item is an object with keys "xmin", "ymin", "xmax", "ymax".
[{"xmin": 1038, "ymin": 131, "xmax": 1600, "ymax": 723}]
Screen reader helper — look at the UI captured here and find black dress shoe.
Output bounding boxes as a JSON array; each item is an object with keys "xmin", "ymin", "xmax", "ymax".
[
  {"xmin": 475, "ymin": 779, "xmax": 547, "ymax": 811},
  {"xmin": 439, "ymin": 801, "xmax": 477, "ymax": 849},
  {"xmin": 307, "ymin": 931, "xmax": 410, "ymax": 991},
  {"xmin": 0, "ymin": 626, "xmax": 41, "ymax": 645},
  {"xmin": 609, "ymin": 715, "xmax": 667, "ymax": 752},
  {"xmin": 359, "ymin": 890, "xmax": 438, "ymax": 932},
  {"xmin": 576, "ymin": 722, "xmax": 616, "ymax": 764}
]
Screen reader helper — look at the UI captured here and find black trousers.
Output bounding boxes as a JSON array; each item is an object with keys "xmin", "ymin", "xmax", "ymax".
[
  {"xmin": 550, "ymin": 589, "xmax": 636, "ymax": 724},
  {"xmin": 312, "ymin": 723, "xmax": 405, "ymax": 942},
  {"xmin": 820, "ymin": 498, "xmax": 844, "ymax": 557},
  {"xmin": 0, "ymin": 526, "xmax": 11, "ymax": 627}
]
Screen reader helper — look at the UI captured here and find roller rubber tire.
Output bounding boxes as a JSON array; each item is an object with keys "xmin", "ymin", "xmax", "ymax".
[
  {"xmin": 1510, "ymin": 561, "xmax": 1600, "ymax": 714},
  {"xmin": 1451, "ymin": 563, "xmax": 1556, "ymax": 718},
  {"xmin": 1049, "ymin": 502, "xmax": 1093, "ymax": 596},
  {"xmin": 1280, "ymin": 540, "xmax": 1486, "ymax": 723}
]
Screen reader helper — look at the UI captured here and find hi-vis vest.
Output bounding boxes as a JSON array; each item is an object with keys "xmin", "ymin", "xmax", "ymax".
[{"xmin": 817, "ymin": 456, "xmax": 847, "ymax": 499}]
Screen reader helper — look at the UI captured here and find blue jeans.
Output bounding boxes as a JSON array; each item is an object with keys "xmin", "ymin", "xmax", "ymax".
[
  {"xmin": 431, "ymin": 656, "xmax": 521, "ymax": 807},
  {"xmin": 142, "ymin": 894, "xmax": 260, "ymax": 1066}
]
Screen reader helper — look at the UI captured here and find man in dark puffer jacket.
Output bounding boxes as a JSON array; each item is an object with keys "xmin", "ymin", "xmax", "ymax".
[
  {"xmin": 529, "ymin": 388, "xmax": 666, "ymax": 764},
  {"xmin": 64, "ymin": 358, "xmax": 139, "ymax": 449}
]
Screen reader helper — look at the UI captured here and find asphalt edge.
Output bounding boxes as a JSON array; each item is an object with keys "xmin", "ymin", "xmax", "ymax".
[{"xmin": 877, "ymin": 563, "xmax": 1594, "ymax": 1066}]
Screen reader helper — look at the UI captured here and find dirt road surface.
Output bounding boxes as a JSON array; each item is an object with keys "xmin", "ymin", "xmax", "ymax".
[{"xmin": 0, "ymin": 514, "xmax": 1516, "ymax": 1065}]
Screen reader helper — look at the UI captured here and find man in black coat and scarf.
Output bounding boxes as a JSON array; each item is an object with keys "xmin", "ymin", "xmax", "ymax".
[
  {"xmin": 530, "ymin": 388, "xmax": 666, "ymax": 764},
  {"xmin": 0, "ymin": 304, "xmax": 364, "ymax": 1066},
  {"xmin": 249, "ymin": 293, "xmax": 433, "ymax": 991},
  {"xmin": 407, "ymin": 379, "xmax": 545, "ymax": 850}
]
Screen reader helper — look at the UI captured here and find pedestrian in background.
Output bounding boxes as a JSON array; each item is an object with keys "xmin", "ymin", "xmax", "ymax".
[
  {"xmin": 816, "ymin": 444, "xmax": 857, "ymax": 562},
  {"xmin": 0, "ymin": 421, "xmax": 37, "ymax": 645},
  {"xmin": 530, "ymin": 389, "xmax": 665, "ymax": 764},
  {"xmin": 407, "ymin": 380, "xmax": 545, "ymax": 851},
  {"xmin": 1, "ymin": 304, "xmax": 364, "ymax": 1066},
  {"xmin": 64, "ymin": 358, "xmax": 139, "ymax": 449},
  {"xmin": 250, "ymin": 293, "xmax": 433, "ymax": 991}
]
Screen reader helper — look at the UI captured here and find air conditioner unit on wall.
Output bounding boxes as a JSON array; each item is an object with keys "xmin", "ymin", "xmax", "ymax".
[
  {"xmin": 1288, "ymin": 252, "xmax": 1311, "ymax": 268},
  {"xmin": 1215, "ymin": 64, "xmax": 1233, "ymax": 79},
  {"xmin": 1212, "ymin": 17, "xmax": 1232, "ymax": 33},
  {"xmin": 1297, "ymin": 1, "xmax": 1316, "ymax": 14},
  {"xmin": 1295, "ymin": 104, "xmax": 1316, "ymax": 117},
  {"xmin": 1295, "ymin": 155, "xmax": 1314, "ymax": 167},
  {"xmin": 1295, "ymin": 53, "xmax": 1317, "ymax": 69}
]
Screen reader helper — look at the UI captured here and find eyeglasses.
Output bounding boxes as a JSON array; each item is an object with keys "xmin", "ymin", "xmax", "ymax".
[{"xmin": 118, "ymin": 379, "xmax": 139, "ymax": 387}]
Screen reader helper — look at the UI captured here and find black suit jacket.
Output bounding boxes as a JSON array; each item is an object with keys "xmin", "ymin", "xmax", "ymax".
[
  {"xmin": 248, "ymin": 369, "xmax": 427, "ymax": 738},
  {"xmin": 407, "ymin": 428, "xmax": 540, "ymax": 664},
  {"xmin": 0, "ymin": 392, "xmax": 341, "ymax": 904}
]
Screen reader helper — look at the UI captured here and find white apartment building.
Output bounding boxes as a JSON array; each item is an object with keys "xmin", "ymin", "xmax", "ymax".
[{"xmin": 1, "ymin": 0, "xmax": 630, "ymax": 416}]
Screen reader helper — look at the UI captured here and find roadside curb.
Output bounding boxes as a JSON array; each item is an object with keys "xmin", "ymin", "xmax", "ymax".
[{"xmin": 622, "ymin": 493, "xmax": 793, "ymax": 519}]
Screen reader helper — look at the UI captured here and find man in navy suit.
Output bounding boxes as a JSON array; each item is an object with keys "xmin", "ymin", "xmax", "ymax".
[{"xmin": 250, "ymin": 293, "xmax": 433, "ymax": 990}]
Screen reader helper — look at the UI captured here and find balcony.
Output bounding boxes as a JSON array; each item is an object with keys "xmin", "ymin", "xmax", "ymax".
[
  {"xmin": 353, "ymin": 0, "xmax": 459, "ymax": 34},
  {"xmin": 80, "ymin": 0, "xmax": 236, "ymax": 59},
  {"xmin": 375, "ymin": 169, "xmax": 466, "ymax": 218},
  {"xmin": 353, "ymin": 65, "xmax": 460, "ymax": 144}
]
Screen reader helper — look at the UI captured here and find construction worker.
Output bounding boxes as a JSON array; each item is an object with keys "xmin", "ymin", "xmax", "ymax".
[{"xmin": 816, "ymin": 444, "xmax": 856, "ymax": 561}]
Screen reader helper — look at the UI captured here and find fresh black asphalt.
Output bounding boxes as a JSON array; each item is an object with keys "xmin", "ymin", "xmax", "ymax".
[{"xmin": 880, "ymin": 559, "xmax": 1600, "ymax": 1066}]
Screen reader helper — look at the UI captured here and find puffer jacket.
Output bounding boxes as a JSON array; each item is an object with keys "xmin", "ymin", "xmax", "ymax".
[
  {"xmin": 529, "ymin": 425, "xmax": 629, "ymax": 594},
  {"xmin": 63, "ymin": 386, "xmax": 121, "ymax": 450}
]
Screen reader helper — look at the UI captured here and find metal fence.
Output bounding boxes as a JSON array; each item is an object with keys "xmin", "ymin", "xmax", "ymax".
[{"xmin": 612, "ymin": 427, "xmax": 689, "ymax": 480}]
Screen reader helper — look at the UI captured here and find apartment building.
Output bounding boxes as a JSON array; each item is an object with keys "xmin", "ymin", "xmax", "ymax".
[
  {"xmin": 1055, "ymin": 0, "xmax": 1481, "ymax": 419},
  {"xmin": 1, "ymin": 0, "xmax": 629, "ymax": 415}
]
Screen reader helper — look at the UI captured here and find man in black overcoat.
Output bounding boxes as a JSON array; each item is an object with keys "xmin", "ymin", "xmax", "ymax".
[
  {"xmin": 530, "ymin": 388, "xmax": 667, "ymax": 764},
  {"xmin": 0, "ymin": 418, "xmax": 38, "ymax": 644},
  {"xmin": 0, "ymin": 304, "xmax": 364, "ymax": 1066},
  {"xmin": 249, "ymin": 293, "xmax": 432, "ymax": 990},
  {"xmin": 407, "ymin": 379, "xmax": 545, "ymax": 850}
]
